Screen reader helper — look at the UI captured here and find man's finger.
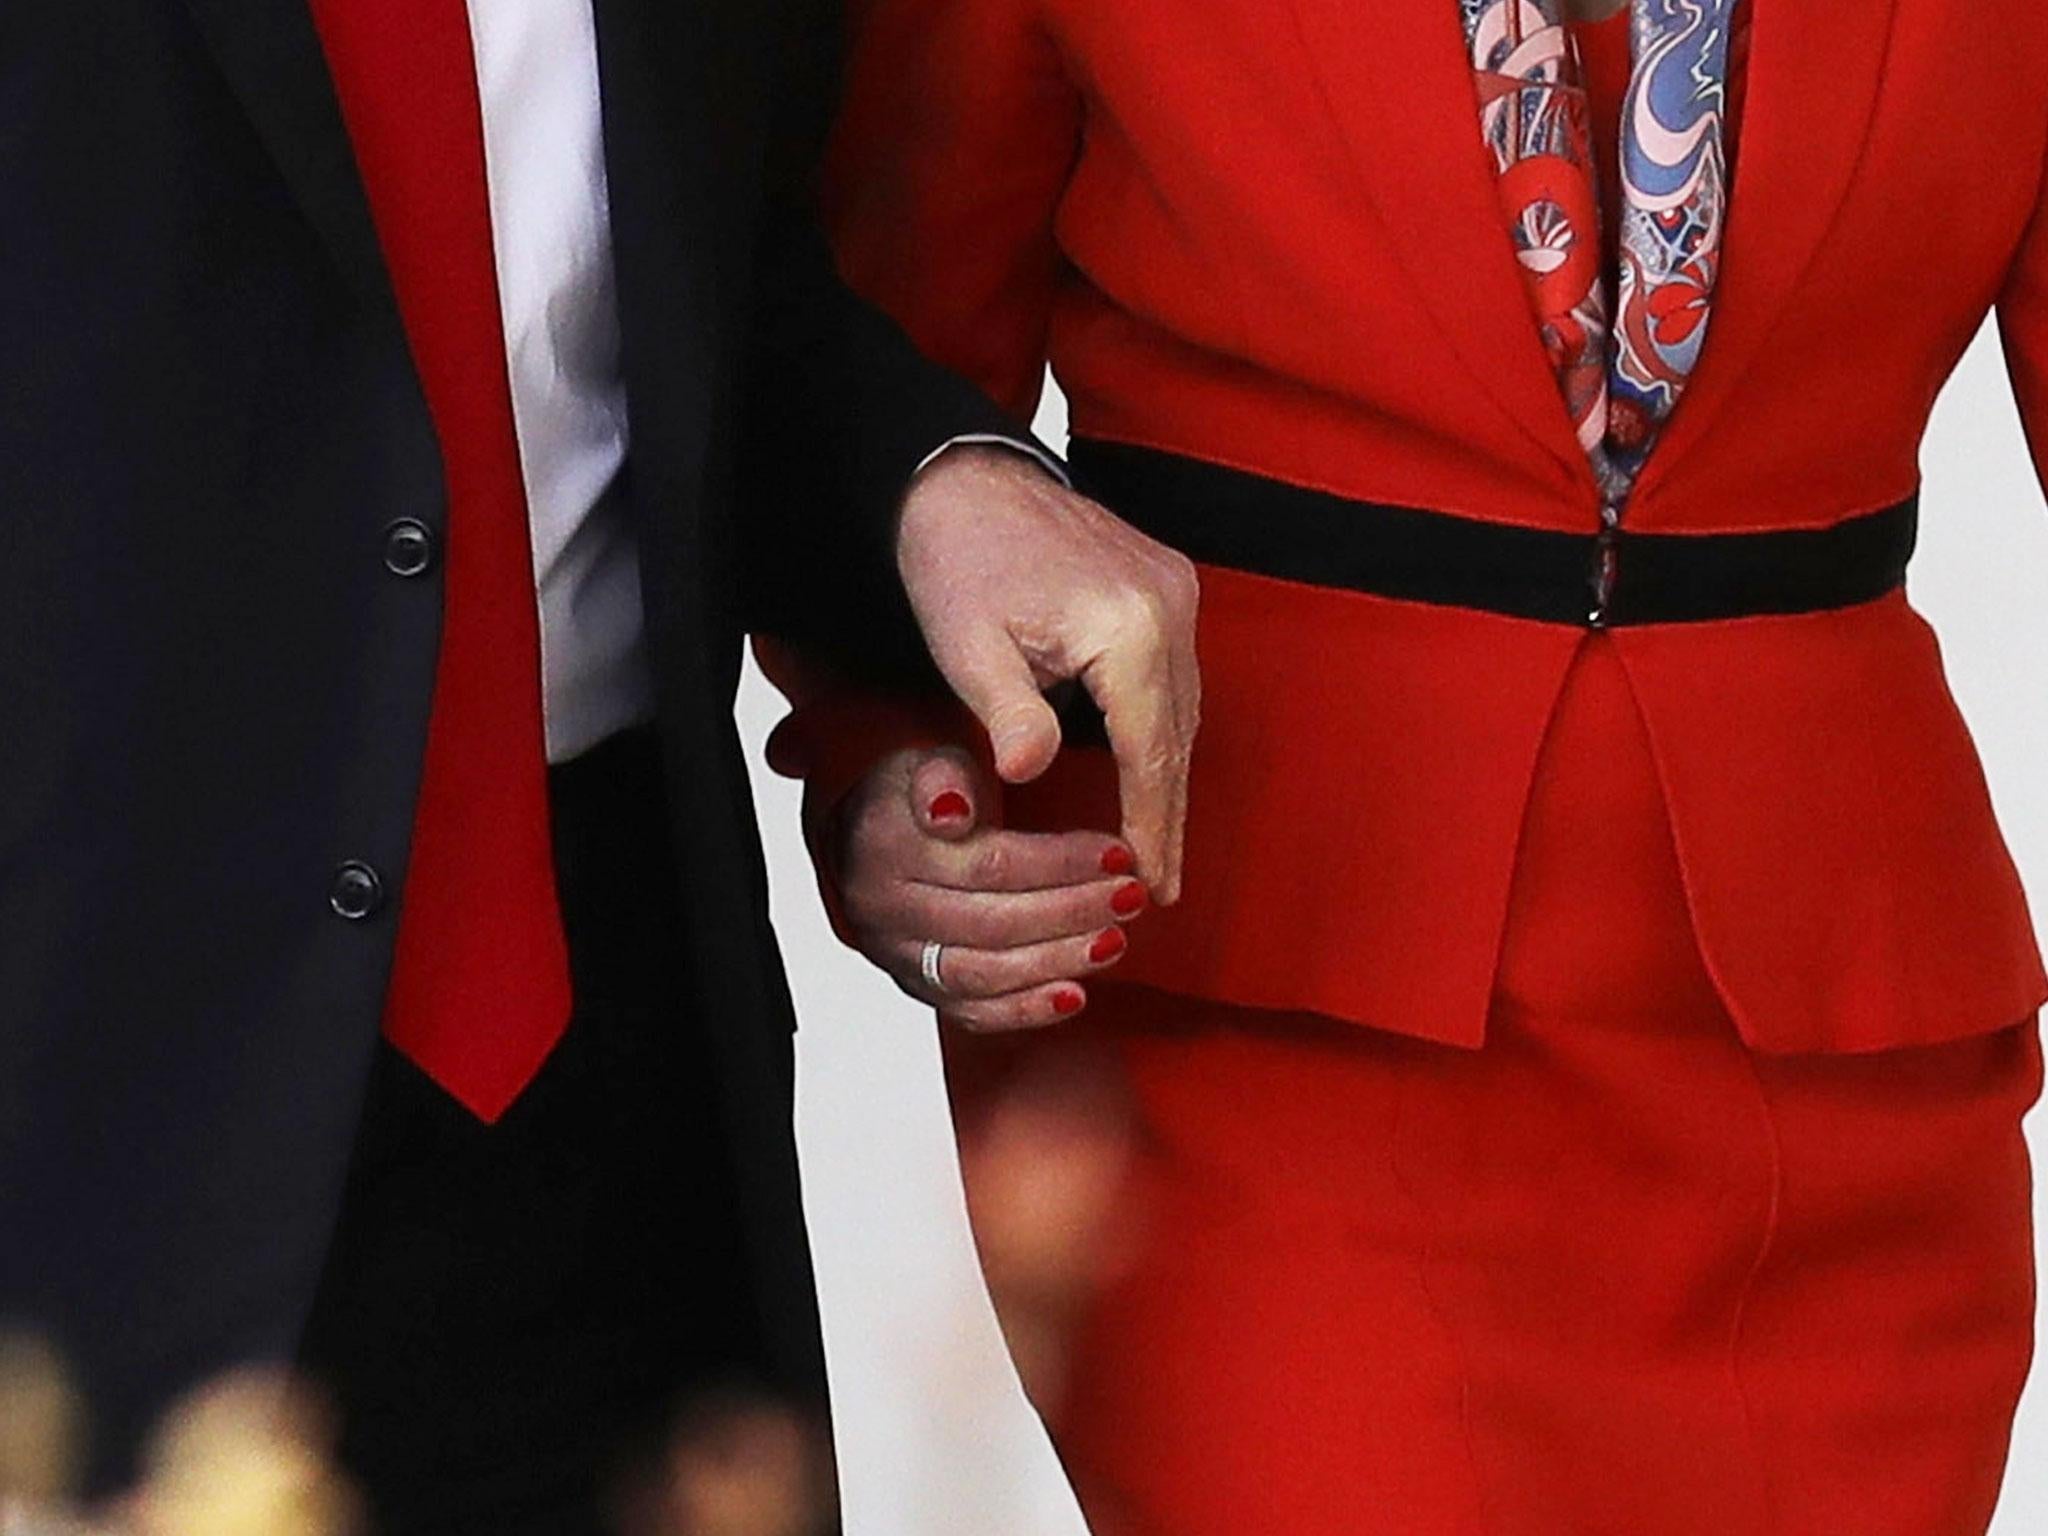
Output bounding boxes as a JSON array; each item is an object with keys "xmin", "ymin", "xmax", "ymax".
[
  {"xmin": 1158, "ymin": 615, "xmax": 1201, "ymax": 906},
  {"xmin": 927, "ymin": 622, "xmax": 1063, "ymax": 784},
  {"xmin": 907, "ymin": 749, "xmax": 984, "ymax": 842},
  {"xmin": 1084, "ymin": 640, "xmax": 1186, "ymax": 903}
]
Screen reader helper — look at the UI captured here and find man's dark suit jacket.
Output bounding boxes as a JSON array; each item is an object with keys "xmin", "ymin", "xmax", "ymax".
[{"xmin": 0, "ymin": 0, "xmax": 1007, "ymax": 1481}]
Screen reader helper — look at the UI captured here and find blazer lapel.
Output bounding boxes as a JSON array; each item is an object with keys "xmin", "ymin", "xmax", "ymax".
[
  {"xmin": 179, "ymin": 0, "xmax": 392, "ymax": 310},
  {"xmin": 1629, "ymin": 0, "xmax": 1899, "ymax": 505},
  {"xmin": 1287, "ymin": 0, "xmax": 1601, "ymax": 496}
]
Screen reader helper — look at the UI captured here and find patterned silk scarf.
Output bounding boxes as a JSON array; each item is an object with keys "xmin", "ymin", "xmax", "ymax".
[{"xmin": 1461, "ymin": 0, "xmax": 1740, "ymax": 511}]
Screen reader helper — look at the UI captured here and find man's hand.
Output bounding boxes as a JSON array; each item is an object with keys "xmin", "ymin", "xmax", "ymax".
[
  {"xmin": 835, "ymin": 746, "xmax": 1151, "ymax": 1030},
  {"xmin": 897, "ymin": 445, "xmax": 1201, "ymax": 903}
]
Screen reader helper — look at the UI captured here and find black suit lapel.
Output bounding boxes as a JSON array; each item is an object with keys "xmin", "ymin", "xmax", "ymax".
[{"xmin": 179, "ymin": 0, "xmax": 391, "ymax": 310}]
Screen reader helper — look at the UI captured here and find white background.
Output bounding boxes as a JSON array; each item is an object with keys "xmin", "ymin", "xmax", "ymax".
[{"xmin": 736, "ymin": 324, "xmax": 2048, "ymax": 1532}]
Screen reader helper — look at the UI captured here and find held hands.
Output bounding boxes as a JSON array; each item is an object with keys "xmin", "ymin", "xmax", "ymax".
[
  {"xmin": 824, "ymin": 440, "xmax": 1195, "ymax": 1024},
  {"xmin": 833, "ymin": 746, "xmax": 1152, "ymax": 1029},
  {"xmin": 898, "ymin": 445, "xmax": 1200, "ymax": 903}
]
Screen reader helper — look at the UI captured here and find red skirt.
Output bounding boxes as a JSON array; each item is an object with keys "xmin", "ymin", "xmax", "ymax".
[{"xmin": 942, "ymin": 637, "xmax": 2041, "ymax": 1535}]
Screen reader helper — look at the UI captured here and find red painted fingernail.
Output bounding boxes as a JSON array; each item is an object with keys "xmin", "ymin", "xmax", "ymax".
[
  {"xmin": 1110, "ymin": 881, "xmax": 1149, "ymax": 918},
  {"xmin": 1100, "ymin": 845, "xmax": 1135, "ymax": 876},
  {"xmin": 1053, "ymin": 987, "xmax": 1087, "ymax": 1016},
  {"xmin": 1089, "ymin": 927, "xmax": 1128, "ymax": 964},
  {"xmin": 928, "ymin": 790, "xmax": 971, "ymax": 822}
]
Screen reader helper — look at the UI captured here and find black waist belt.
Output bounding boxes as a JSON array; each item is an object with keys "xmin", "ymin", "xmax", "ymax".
[{"xmin": 1067, "ymin": 438, "xmax": 1918, "ymax": 628}]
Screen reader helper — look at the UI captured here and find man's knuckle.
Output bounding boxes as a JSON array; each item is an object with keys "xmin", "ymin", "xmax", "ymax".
[
  {"xmin": 1133, "ymin": 743, "xmax": 1178, "ymax": 783},
  {"xmin": 1134, "ymin": 584, "xmax": 1175, "ymax": 635},
  {"xmin": 1157, "ymin": 553, "xmax": 1200, "ymax": 612},
  {"xmin": 983, "ymin": 689, "xmax": 1029, "ymax": 723},
  {"xmin": 1096, "ymin": 587, "xmax": 1164, "ymax": 650}
]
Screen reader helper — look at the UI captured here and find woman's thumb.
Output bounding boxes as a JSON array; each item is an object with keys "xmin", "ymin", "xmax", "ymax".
[{"xmin": 908, "ymin": 749, "xmax": 984, "ymax": 841}]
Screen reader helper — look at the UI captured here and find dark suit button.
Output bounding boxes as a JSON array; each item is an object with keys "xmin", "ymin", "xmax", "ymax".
[
  {"xmin": 382, "ymin": 518, "xmax": 436, "ymax": 578},
  {"xmin": 329, "ymin": 861, "xmax": 386, "ymax": 921}
]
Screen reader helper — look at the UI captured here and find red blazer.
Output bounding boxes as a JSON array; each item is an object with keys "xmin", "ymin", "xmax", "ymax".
[{"xmin": 817, "ymin": 0, "xmax": 2048, "ymax": 1052}]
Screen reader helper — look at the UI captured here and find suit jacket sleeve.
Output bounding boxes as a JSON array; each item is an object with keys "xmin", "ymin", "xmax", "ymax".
[
  {"xmin": 737, "ymin": 0, "xmax": 1058, "ymax": 683},
  {"xmin": 821, "ymin": 0, "xmax": 1083, "ymax": 420},
  {"xmin": 746, "ymin": 0, "xmax": 1086, "ymax": 884},
  {"xmin": 1999, "ymin": 146, "xmax": 2048, "ymax": 499}
]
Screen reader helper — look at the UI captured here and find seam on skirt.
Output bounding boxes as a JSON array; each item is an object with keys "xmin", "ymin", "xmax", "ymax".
[
  {"xmin": 1388, "ymin": 1067, "xmax": 1500, "ymax": 1536},
  {"xmin": 1729, "ymin": 1045, "xmax": 1788, "ymax": 1535}
]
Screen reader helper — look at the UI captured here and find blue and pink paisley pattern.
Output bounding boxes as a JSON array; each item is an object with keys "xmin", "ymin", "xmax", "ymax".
[{"xmin": 1461, "ymin": 0, "xmax": 1740, "ymax": 508}]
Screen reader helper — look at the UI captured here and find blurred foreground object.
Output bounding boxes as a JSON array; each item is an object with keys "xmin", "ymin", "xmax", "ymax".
[
  {"xmin": 617, "ymin": 1392, "xmax": 835, "ymax": 1536},
  {"xmin": 0, "ymin": 1333, "xmax": 87, "ymax": 1530},
  {"xmin": 951, "ymin": 1037, "xmax": 1139, "ymax": 1419},
  {"xmin": 1, "ymin": 1348, "xmax": 359, "ymax": 1536},
  {"xmin": 129, "ymin": 1371, "xmax": 359, "ymax": 1536},
  {"xmin": 0, "ymin": 1347, "xmax": 836, "ymax": 1536}
]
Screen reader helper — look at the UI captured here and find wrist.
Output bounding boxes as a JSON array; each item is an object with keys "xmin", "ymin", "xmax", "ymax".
[{"xmin": 899, "ymin": 436, "xmax": 1069, "ymax": 565}]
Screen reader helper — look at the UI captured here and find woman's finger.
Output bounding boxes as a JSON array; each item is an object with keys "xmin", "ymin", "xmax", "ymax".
[
  {"xmin": 907, "ymin": 748, "xmax": 985, "ymax": 841},
  {"xmin": 888, "ymin": 875, "xmax": 1146, "ymax": 951},
  {"xmin": 939, "ymin": 981, "xmax": 1092, "ymax": 1034},
  {"xmin": 893, "ymin": 923, "xmax": 1127, "ymax": 1003},
  {"xmin": 919, "ymin": 826, "xmax": 1135, "ymax": 894}
]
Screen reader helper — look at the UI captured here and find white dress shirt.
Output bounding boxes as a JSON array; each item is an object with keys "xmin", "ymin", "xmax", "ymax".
[{"xmin": 467, "ymin": 0, "xmax": 649, "ymax": 764}]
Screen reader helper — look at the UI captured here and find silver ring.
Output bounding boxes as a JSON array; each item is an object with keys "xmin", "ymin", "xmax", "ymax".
[{"xmin": 919, "ymin": 939, "xmax": 950, "ymax": 996}]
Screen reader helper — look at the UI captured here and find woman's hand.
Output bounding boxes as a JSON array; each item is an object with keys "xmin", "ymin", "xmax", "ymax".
[{"xmin": 833, "ymin": 745, "xmax": 1150, "ymax": 1030}]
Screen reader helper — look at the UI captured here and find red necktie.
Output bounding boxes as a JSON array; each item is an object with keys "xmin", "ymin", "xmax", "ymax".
[{"xmin": 311, "ymin": 0, "xmax": 574, "ymax": 1122}]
